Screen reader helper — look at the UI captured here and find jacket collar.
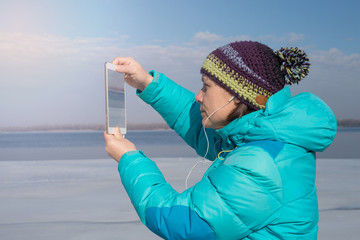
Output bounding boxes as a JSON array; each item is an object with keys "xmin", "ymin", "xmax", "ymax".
[{"xmin": 213, "ymin": 86, "xmax": 337, "ymax": 152}]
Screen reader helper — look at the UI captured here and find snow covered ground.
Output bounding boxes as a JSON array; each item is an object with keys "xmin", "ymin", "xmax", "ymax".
[{"xmin": 0, "ymin": 158, "xmax": 359, "ymax": 240}]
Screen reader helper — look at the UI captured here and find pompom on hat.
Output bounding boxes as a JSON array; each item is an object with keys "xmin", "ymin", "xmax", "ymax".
[{"xmin": 200, "ymin": 41, "xmax": 310, "ymax": 110}]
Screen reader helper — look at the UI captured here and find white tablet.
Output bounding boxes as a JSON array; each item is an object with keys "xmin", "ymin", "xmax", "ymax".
[{"xmin": 105, "ymin": 62, "xmax": 126, "ymax": 135}]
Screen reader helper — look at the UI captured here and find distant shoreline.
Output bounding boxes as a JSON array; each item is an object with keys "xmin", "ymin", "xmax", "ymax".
[
  {"xmin": 337, "ymin": 119, "xmax": 360, "ymax": 128},
  {"xmin": 0, "ymin": 119, "xmax": 359, "ymax": 133},
  {"xmin": 0, "ymin": 123, "xmax": 171, "ymax": 133}
]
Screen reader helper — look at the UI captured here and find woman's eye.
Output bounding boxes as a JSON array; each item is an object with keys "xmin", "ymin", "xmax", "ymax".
[{"xmin": 202, "ymin": 85, "xmax": 208, "ymax": 92}]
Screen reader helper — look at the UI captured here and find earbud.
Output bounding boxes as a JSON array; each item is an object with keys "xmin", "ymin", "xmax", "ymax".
[{"xmin": 228, "ymin": 96, "xmax": 234, "ymax": 102}]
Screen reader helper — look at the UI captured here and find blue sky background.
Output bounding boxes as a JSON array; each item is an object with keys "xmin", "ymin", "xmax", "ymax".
[{"xmin": 0, "ymin": 0, "xmax": 359, "ymax": 127}]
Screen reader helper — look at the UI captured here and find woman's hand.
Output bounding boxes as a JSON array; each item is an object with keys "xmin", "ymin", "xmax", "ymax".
[
  {"xmin": 104, "ymin": 127, "xmax": 137, "ymax": 162},
  {"xmin": 112, "ymin": 57, "xmax": 153, "ymax": 91}
]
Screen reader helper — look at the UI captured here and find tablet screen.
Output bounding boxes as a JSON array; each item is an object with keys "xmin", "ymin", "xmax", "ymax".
[{"xmin": 106, "ymin": 63, "xmax": 126, "ymax": 134}]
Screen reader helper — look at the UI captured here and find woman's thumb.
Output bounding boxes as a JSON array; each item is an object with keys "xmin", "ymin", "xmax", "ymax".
[{"xmin": 114, "ymin": 126, "xmax": 123, "ymax": 139}]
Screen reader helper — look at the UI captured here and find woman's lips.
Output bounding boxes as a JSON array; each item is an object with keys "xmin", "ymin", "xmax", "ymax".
[{"xmin": 200, "ymin": 107, "xmax": 207, "ymax": 116}]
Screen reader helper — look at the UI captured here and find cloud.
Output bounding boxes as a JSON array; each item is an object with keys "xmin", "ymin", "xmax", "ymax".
[
  {"xmin": 287, "ymin": 33, "xmax": 305, "ymax": 43},
  {"xmin": 0, "ymin": 32, "xmax": 209, "ymax": 126},
  {"xmin": 0, "ymin": 33, "xmax": 128, "ymax": 126},
  {"xmin": 345, "ymin": 37, "xmax": 356, "ymax": 41},
  {"xmin": 0, "ymin": 31, "xmax": 309, "ymax": 78},
  {"xmin": 311, "ymin": 48, "xmax": 360, "ymax": 68},
  {"xmin": 0, "ymin": 32, "xmax": 129, "ymax": 64},
  {"xmin": 189, "ymin": 31, "xmax": 250, "ymax": 46},
  {"xmin": 0, "ymin": 32, "xmax": 358, "ymax": 127},
  {"xmin": 257, "ymin": 33, "xmax": 305, "ymax": 44},
  {"xmin": 192, "ymin": 31, "xmax": 225, "ymax": 43},
  {"xmin": 290, "ymin": 48, "xmax": 360, "ymax": 119},
  {"xmin": 188, "ymin": 31, "xmax": 305, "ymax": 49}
]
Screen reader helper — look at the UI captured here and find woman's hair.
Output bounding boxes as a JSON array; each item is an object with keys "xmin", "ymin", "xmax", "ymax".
[
  {"xmin": 201, "ymin": 41, "xmax": 310, "ymax": 111},
  {"xmin": 227, "ymin": 102, "xmax": 253, "ymax": 122}
]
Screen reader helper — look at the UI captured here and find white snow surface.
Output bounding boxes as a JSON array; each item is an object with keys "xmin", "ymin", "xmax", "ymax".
[{"xmin": 0, "ymin": 158, "xmax": 359, "ymax": 240}]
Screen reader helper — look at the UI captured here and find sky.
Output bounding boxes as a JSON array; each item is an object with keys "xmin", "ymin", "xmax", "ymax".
[{"xmin": 0, "ymin": 0, "xmax": 359, "ymax": 127}]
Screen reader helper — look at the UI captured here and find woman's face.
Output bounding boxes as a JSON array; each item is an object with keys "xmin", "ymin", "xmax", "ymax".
[{"xmin": 195, "ymin": 75, "xmax": 239, "ymax": 129}]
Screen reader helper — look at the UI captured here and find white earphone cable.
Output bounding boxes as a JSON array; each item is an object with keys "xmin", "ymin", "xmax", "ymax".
[{"xmin": 185, "ymin": 96, "xmax": 234, "ymax": 189}]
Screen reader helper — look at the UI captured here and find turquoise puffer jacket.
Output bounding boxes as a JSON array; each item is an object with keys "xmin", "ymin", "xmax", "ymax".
[{"xmin": 118, "ymin": 71, "xmax": 337, "ymax": 240}]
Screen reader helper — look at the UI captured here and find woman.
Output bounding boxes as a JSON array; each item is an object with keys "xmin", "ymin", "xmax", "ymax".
[{"xmin": 104, "ymin": 41, "xmax": 337, "ymax": 239}]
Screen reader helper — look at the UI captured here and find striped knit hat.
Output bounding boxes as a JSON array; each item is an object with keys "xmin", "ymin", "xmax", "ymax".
[{"xmin": 200, "ymin": 41, "xmax": 310, "ymax": 110}]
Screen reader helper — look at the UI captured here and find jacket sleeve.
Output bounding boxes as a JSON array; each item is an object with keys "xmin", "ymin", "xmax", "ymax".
[
  {"xmin": 136, "ymin": 71, "xmax": 220, "ymax": 160},
  {"xmin": 119, "ymin": 145, "xmax": 283, "ymax": 240},
  {"xmin": 119, "ymin": 150, "xmax": 216, "ymax": 240}
]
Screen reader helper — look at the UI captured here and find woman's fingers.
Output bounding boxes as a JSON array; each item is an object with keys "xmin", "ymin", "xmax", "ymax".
[
  {"xmin": 103, "ymin": 127, "xmax": 123, "ymax": 140},
  {"xmin": 114, "ymin": 64, "xmax": 131, "ymax": 74},
  {"xmin": 112, "ymin": 57, "xmax": 132, "ymax": 66},
  {"xmin": 110, "ymin": 57, "xmax": 152, "ymax": 91}
]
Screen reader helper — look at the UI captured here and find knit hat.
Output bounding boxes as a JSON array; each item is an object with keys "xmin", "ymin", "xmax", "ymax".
[{"xmin": 200, "ymin": 41, "xmax": 310, "ymax": 110}]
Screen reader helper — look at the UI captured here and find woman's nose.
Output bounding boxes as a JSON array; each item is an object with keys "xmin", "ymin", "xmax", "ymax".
[{"xmin": 195, "ymin": 90, "xmax": 203, "ymax": 103}]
